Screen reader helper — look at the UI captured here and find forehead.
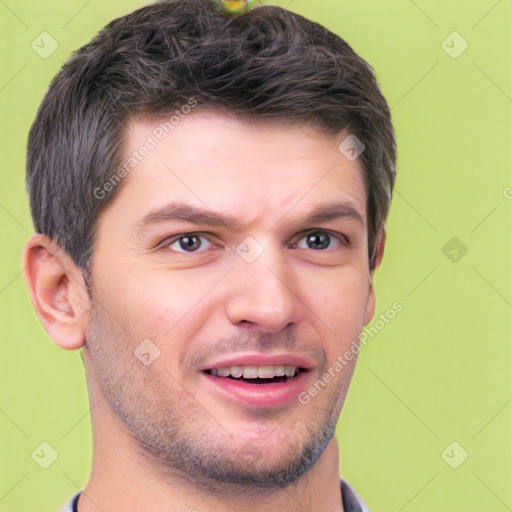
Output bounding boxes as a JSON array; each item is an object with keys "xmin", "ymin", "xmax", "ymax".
[
  {"xmin": 126, "ymin": 111, "xmax": 360, "ymax": 172},
  {"xmin": 103, "ymin": 111, "xmax": 367, "ymax": 228}
]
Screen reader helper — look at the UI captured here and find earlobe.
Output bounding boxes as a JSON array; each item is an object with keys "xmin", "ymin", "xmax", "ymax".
[{"xmin": 22, "ymin": 234, "xmax": 90, "ymax": 350}]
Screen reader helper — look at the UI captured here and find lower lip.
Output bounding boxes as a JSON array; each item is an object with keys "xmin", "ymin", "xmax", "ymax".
[{"xmin": 201, "ymin": 370, "xmax": 312, "ymax": 408}]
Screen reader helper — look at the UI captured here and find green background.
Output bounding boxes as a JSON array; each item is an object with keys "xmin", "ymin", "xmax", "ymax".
[{"xmin": 0, "ymin": 0, "xmax": 511, "ymax": 510}]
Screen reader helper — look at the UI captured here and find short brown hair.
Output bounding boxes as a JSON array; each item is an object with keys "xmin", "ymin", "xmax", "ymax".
[{"xmin": 26, "ymin": 0, "xmax": 396, "ymax": 274}]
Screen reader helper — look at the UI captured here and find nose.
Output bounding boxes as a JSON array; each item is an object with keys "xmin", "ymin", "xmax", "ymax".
[{"xmin": 225, "ymin": 240, "xmax": 306, "ymax": 333}]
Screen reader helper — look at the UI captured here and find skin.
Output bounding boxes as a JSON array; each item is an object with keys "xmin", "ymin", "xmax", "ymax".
[{"xmin": 23, "ymin": 112, "xmax": 385, "ymax": 512}]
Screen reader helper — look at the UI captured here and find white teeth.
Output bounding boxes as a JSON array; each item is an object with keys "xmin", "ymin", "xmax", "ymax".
[
  {"xmin": 285, "ymin": 365, "xmax": 296, "ymax": 377},
  {"xmin": 229, "ymin": 365, "xmax": 244, "ymax": 378},
  {"xmin": 217, "ymin": 367, "xmax": 230, "ymax": 377},
  {"xmin": 242, "ymin": 366, "xmax": 258, "ymax": 378},
  {"xmin": 275, "ymin": 365, "xmax": 285, "ymax": 377},
  {"xmin": 208, "ymin": 364, "xmax": 300, "ymax": 379},
  {"xmin": 258, "ymin": 366, "xmax": 276, "ymax": 378}
]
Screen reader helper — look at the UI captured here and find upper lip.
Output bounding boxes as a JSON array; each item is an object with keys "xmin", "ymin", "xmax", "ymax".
[{"xmin": 199, "ymin": 351, "xmax": 316, "ymax": 371}]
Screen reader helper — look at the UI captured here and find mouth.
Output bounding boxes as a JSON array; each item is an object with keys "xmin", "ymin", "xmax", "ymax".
[
  {"xmin": 199, "ymin": 353, "xmax": 316, "ymax": 408},
  {"xmin": 202, "ymin": 365, "xmax": 307, "ymax": 384}
]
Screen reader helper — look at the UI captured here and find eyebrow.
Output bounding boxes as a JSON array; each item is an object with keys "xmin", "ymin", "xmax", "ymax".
[{"xmin": 133, "ymin": 199, "xmax": 365, "ymax": 237}]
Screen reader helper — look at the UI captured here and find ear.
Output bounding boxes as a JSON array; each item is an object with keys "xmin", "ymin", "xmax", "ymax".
[
  {"xmin": 363, "ymin": 230, "xmax": 386, "ymax": 326},
  {"xmin": 22, "ymin": 234, "xmax": 91, "ymax": 350}
]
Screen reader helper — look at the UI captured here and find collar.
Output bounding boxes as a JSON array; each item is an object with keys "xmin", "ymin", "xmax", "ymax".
[{"xmin": 340, "ymin": 476, "xmax": 371, "ymax": 511}]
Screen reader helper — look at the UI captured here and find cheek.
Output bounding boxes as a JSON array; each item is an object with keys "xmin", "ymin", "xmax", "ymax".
[
  {"xmin": 118, "ymin": 274, "xmax": 212, "ymax": 339},
  {"xmin": 316, "ymin": 268, "xmax": 369, "ymax": 315},
  {"xmin": 93, "ymin": 250, "xmax": 199, "ymax": 322},
  {"xmin": 313, "ymin": 269, "xmax": 370, "ymax": 346}
]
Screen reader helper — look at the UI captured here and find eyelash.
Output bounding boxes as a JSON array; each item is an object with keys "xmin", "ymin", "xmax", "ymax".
[{"xmin": 158, "ymin": 229, "xmax": 349, "ymax": 254}]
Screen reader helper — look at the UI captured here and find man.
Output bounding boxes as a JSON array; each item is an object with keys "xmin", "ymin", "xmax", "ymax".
[{"xmin": 23, "ymin": 0, "xmax": 396, "ymax": 510}]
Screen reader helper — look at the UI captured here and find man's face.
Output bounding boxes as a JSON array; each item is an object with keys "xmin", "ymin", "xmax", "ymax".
[{"xmin": 85, "ymin": 112, "xmax": 375, "ymax": 489}]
